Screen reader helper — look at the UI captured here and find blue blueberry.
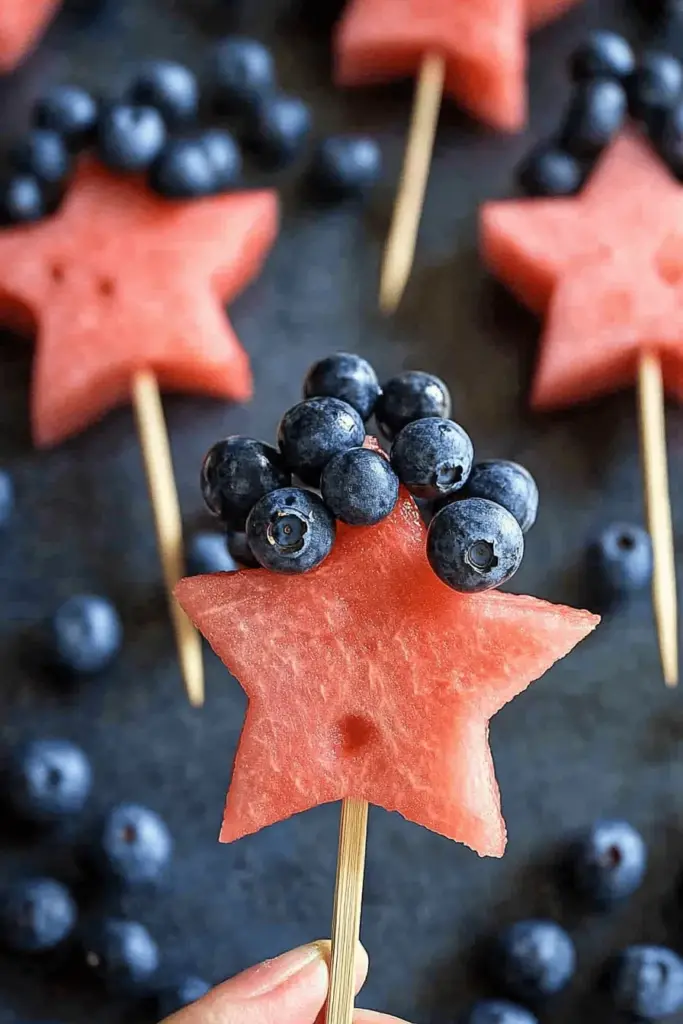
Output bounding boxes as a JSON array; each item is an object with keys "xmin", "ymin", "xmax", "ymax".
[
  {"xmin": 460, "ymin": 1001, "xmax": 538, "ymax": 1024},
  {"xmin": 428, "ymin": 498, "xmax": 524, "ymax": 593},
  {"xmin": 0, "ymin": 468, "xmax": 14, "ymax": 528},
  {"xmin": 375, "ymin": 371, "xmax": 451, "ymax": 441},
  {"xmin": 34, "ymin": 85, "xmax": 99, "ymax": 149},
  {"xmin": 96, "ymin": 103, "xmax": 166, "ymax": 173},
  {"xmin": 459, "ymin": 460, "xmax": 538, "ymax": 534},
  {"xmin": 0, "ymin": 175, "xmax": 46, "ymax": 225},
  {"xmin": 321, "ymin": 447, "xmax": 399, "ymax": 525},
  {"xmin": 46, "ymin": 594, "xmax": 122, "ymax": 675},
  {"xmin": 6, "ymin": 738, "xmax": 92, "ymax": 823},
  {"xmin": 390, "ymin": 418, "xmax": 473, "ymax": 501},
  {"xmin": 0, "ymin": 878, "xmax": 76, "ymax": 953},
  {"xmin": 569, "ymin": 31, "xmax": 636, "ymax": 83},
  {"xmin": 517, "ymin": 144, "xmax": 584, "ymax": 198},
  {"xmin": 125, "ymin": 61, "xmax": 199, "ymax": 127},
  {"xmin": 201, "ymin": 436, "xmax": 291, "ymax": 528},
  {"xmin": 246, "ymin": 487, "xmax": 336, "ymax": 573},
  {"xmin": 491, "ymin": 920, "xmax": 576, "ymax": 1002},
  {"xmin": 198, "ymin": 128, "xmax": 242, "ymax": 192},
  {"xmin": 303, "ymin": 353, "xmax": 381, "ymax": 422},
  {"xmin": 608, "ymin": 946, "xmax": 683, "ymax": 1020},
  {"xmin": 629, "ymin": 51, "xmax": 683, "ymax": 124},
  {"xmin": 156, "ymin": 975, "xmax": 211, "ymax": 1016},
  {"xmin": 208, "ymin": 37, "xmax": 277, "ymax": 116},
  {"xmin": 560, "ymin": 79, "xmax": 628, "ymax": 159},
  {"xmin": 309, "ymin": 136, "xmax": 383, "ymax": 199},
  {"xmin": 9, "ymin": 130, "xmax": 72, "ymax": 187},
  {"xmin": 567, "ymin": 820, "xmax": 646, "ymax": 908},
  {"xmin": 187, "ymin": 531, "xmax": 237, "ymax": 575},
  {"xmin": 245, "ymin": 93, "xmax": 313, "ymax": 169},
  {"xmin": 277, "ymin": 397, "xmax": 365, "ymax": 485},
  {"xmin": 226, "ymin": 530, "xmax": 260, "ymax": 568},
  {"xmin": 149, "ymin": 138, "xmax": 216, "ymax": 199},
  {"xmin": 93, "ymin": 803, "xmax": 173, "ymax": 887},
  {"xmin": 587, "ymin": 523, "xmax": 652, "ymax": 609},
  {"xmin": 80, "ymin": 918, "xmax": 160, "ymax": 992}
]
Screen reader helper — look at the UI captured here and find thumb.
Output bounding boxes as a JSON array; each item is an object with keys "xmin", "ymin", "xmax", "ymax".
[{"xmin": 164, "ymin": 940, "xmax": 368, "ymax": 1024}]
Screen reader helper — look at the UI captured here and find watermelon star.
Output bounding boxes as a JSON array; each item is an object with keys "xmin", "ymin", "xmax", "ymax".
[
  {"xmin": 482, "ymin": 130, "xmax": 683, "ymax": 410},
  {"xmin": 0, "ymin": 0, "xmax": 60, "ymax": 70},
  {"xmin": 0, "ymin": 160, "xmax": 278, "ymax": 447},
  {"xmin": 176, "ymin": 481, "xmax": 597, "ymax": 857},
  {"xmin": 334, "ymin": 0, "xmax": 584, "ymax": 132}
]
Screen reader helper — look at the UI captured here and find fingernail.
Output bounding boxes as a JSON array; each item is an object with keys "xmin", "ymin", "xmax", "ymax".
[{"xmin": 228, "ymin": 942, "xmax": 328, "ymax": 999}]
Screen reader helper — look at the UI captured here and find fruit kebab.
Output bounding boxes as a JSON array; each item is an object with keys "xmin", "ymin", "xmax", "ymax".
[
  {"xmin": 0, "ymin": 0, "xmax": 60, "ymax": 71},
  {"xmin": 175, "ymin": 354, "xmax": 598, "ymax": 1024},
  {"xmin": 0, "ymin": 80, "xmax": 279, "ymax": 706},
  {"xmin": 333, "ymin": 0, "xmax": 584, "ymax": 314},
  {"xmin": 481, "ymin": 33, "xmax": 683, "ymax": 685}
]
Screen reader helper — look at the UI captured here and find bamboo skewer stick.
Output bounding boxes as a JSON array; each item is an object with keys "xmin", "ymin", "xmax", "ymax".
[
  {"xmin": 327, "ymin": 798, "xmax": 369, "ymax": 1024},
  {"xmin": 131, "ymin": 369, "xmax": 205, "ymax": 707},
  {"xmin": 637, "ymin": 350, "xmax": 678, "ymax": 687},
  {"xmin": 379, "ymin": 52, "xmax": 445, "ymax": 315}
]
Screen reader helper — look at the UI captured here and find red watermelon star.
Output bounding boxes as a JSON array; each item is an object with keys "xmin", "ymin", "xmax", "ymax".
[
  {"xmin": 481, "ymin": 130, "xmax": 683, "ymax": 410},
  {"xmin": 176, "ymin": 480, "xmax": 597, "ymax": 857},
  {"xmin": 334, "ymin": 0, "xmax": 584, "ymax": 132},
  {"xmin": 0, "ymin": 0, "xmax": 60, "ymax": 70},
  {"xmin": 0, "ymin": 160, "xmax": 278, "ymax": 447}
]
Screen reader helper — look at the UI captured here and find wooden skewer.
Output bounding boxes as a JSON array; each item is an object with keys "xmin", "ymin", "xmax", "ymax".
[
  {"xmin": 637, "ymin": 350, "xmax": 678, "ymax": 687},
  {"xmin": 131, "ymin": 369, "xmax": 205, "ymax": 707},
  {"xmin": 326, "ymin": 798, "xmax": 369, "ymax": 1024},
  {"xmin": 379, "ymin": 52, "xmax": 445, "ymax": 315}
]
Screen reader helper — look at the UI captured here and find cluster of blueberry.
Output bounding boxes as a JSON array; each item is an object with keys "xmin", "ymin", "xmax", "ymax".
[
  {"xmin": 518, "ymin": 30, "xmax": 683, "ymax": 196},
  {"xmin": 0, "ymin": 738, "xmax": 207, "ymax": 1020},
  {"xmin": 201, "ymin": 353, "xmax": 538, "ymax": 593},
  {"xmin": 462, "ymin": 819, "xmax": 683, "ymax": 1024},
  {"xmin": 0, "ymin": 38, "xmax": 383, "ymax": 224}
]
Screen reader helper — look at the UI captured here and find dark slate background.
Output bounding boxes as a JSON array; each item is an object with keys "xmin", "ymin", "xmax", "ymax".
[{"xmin": 1, "ymin": 0, "xmax": 683, "ymax": 1021}]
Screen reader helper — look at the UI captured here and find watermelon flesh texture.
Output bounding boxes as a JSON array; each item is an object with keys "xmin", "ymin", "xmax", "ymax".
[
  {"xmin": 176, "ymin": 464, "xmax": 597, "ymax": 858},
  {"xmin": 0, "ymin": 0, "xmax": 60, "ymax": 70}
]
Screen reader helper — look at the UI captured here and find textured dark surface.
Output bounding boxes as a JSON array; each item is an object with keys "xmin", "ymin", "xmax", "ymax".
[{"xmin": 1, "ymin": 1, "xmax": 683, "ymax": 1022}]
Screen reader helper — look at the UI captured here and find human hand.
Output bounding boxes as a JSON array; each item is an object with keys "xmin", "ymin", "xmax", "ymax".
[{"xmin": 163, "ymin": 939, "xmax": 411, "ymax": 1024}]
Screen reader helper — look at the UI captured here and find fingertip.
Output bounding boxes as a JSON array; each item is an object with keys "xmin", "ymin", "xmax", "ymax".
[{"xmin": 313, "ymin": 939, "xmax": 369, "ymax": 993}]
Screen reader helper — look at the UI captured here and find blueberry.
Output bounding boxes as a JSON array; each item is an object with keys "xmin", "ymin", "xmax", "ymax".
[
  {"xmin": 560, "ymin": 79, "xmax": 628, "ymax": 159},
  {"xmin": 608, "ymin": 946, "xmax": 683, "ymax": 1020},
  {"xmin": 569, "ymin": 31, "xmax": 636, "ymax": 83},
  {"xmin": 375, "ymin": 371, "xmax": 451, "ymax": 441},
  {"xmin": 201, "ymin": 436, "xmax": 291, "ymax": 528},
  {"xmin": 246, "ymin": 487, "xmax": 336, "ymax": 573},
  {"xmin": 309, "ymin": 135, "xmax": 383, "ymax": 199},
  {"xmin": 125, "ymin": 61, "xmax": 199, "ymax": 127},
  {"xmin": 0, "ymin": 878, "xmax": 76, "ymax": 953},
  {"xmin": 303, "ymin": 353, "xmax": 381, "ymax": 421},
  {"xmin": 6, "ymin": 738, "xmax": 92, "ymax": 823},
  {"xmin": 96, "ymin": 103, "xmax": 166, "ymax": 173},
  {"xmin": 427, "ymin": 498, "xmax": 524, "ymax": 593},
  {"xmin": 278, "ymin": 397, "xmax": 365, "ymax": 485},
  {"xmin": 9, "ymin": 130, "xmax": 71, "ymax": 187},
  {"xmin": 460, "ymin": 1001, "xmax": 538, "ymax": 1024},
  {"xmin": 149, "ymin": 138, "xmax": 215, "ymax": 199},
  {"xmin": 80, "ymin": 918, "xmax": 159, "ymax": 992},
  {"xmin": 156, "ymin": 975, "xmax": 211, "ymax": 1016},
  {"xmin": 651, "ymin": 99, "xmax": 683, "ymax": 178},
  {"xmin": 567, "ymin": 820, "xmax": 647, "ymax": 908},
  {"xmin": 187, "ymin": 531, "xmax": 237, "ymax": 575},
  {"xmin": 587, "ymin": 523, "xmax": 652, "ymax": 609},
  {"xmin": 93, "ymin": 803, "xmax": 173, "ymax": 887},
  {"xmin": 226, "ymin": 530, "xmax": 260, "ymax": 568},
  {"xmin": 458, "ymin": 460, "xmax": 538, "ymax": 534},
  {"xmin": 391, "ymin": 418, "xmax": 473, "ymax": 501},
  {"xmin": 208, "ymin": 37, "xmax": 277, "ymax": 116},
  {"xmin": 629, "ymin": 51, "xmax": 683, "ymax": 124},
  {"xmin": 491, "ymin": 920, "xmax": 576, "ymax": 1002},
  {"xmin": 0, "ymin": 175, "xmax": 47, "ymax": 225},
  {"xmin": 245, "ymin": 93, "xmax": 313, "ymax": 168},
  {"xmin": 46, "ymin": 594, "xmax": 122, "ymax": 675},
  {"xmin": 0, "ymin": 468, "xmax": 14, "ymax": 528},
  {"xmin": 34, "ymin": 85, "xmax": 99, "ymax": 150},
  {"xmin": 517, "ymin": 144, "xmax": 584, "ymax": 198},
  {"xmin": 321, "ymin": 447, "xmax": 399, "ymax": 525},
  {"xmin": 198, "ymin": 128, "xmax": 242, "ymax": 192}
]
